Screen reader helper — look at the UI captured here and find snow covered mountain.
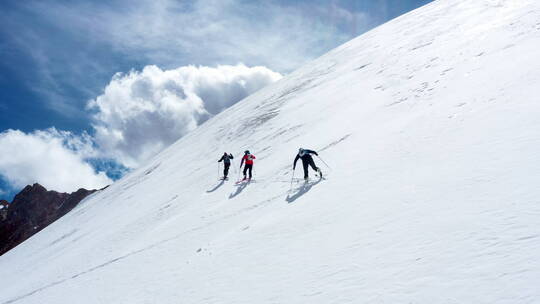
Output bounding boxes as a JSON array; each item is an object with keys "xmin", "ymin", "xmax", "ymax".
[{"xmin": 2, "ymin": 0, "xmax": 540, "ymax": 303}]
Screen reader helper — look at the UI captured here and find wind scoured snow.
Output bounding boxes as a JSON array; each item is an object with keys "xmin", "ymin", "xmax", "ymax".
[{"xmin": 2, "ymin": 0, "xmax": 540, "ymax": 303}]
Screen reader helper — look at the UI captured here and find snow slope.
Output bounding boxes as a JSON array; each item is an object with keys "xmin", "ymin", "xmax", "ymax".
[{"xmin": 2, "ymin": 0, "xmax": 540, "ymax": 303}]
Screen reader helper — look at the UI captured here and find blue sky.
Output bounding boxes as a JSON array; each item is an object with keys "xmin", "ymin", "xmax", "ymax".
[{"xmin": 0, "ymin": 0, "xmax": 433, "ymax": 200}]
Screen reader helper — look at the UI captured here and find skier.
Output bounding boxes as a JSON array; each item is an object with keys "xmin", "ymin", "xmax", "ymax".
[
  {"xmin": 240, "ymin": 150, "xmax": 256, "ymax": 181},
  {"xmin": 293, "ymin": 148, "xmax": 322, "ymax": 181},
  {"xmin": 218, "ymin": 152, "xmax": 234, "ymax": 180}
]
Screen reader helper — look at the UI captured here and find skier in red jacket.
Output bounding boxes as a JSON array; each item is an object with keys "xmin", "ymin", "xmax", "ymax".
[{"xmin": 240, "ymin": 150, "xmax": 256, "ymax": 181}]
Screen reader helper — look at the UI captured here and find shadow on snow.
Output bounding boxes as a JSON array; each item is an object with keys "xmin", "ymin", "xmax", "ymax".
[
  {"xmin": 206, "ymin": 180, "xmax": 225, "ymax": 193},
  {"xmin": 286, "ymin": 178, "xmax": 322, "ymax": 203},
  {"xmin": 229, "ymin": 181, "xmax": 249, "ymax": 199}
]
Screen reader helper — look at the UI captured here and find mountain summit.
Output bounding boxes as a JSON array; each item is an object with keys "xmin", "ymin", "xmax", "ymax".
[
  {"xmin": 0, "ymin": 184, "xmax": 97, "ymax": 256},
  {"xmin": 1, "ymin": 0, "xmax": 540, "ymax": 303}
]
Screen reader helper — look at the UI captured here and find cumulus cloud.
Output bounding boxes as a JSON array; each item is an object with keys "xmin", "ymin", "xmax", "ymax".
[
  {"xmin": 88, "ymin": 64, "xmax": 282, "ymax": 168},
  {"xmin": 0, "ymin": 128, "xmax": 111, "ymax": 193},
  {"xmin": 0, "ymin": 0, "xmax": 376, "ymax": 119},
  {"xmin": 0, "ymin": 64, "xmax": 279, "ymax": 193}
]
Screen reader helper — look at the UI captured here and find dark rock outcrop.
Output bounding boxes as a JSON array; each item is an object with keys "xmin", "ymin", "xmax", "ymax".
[
  {"xmin": 0, "ymin": 200, "xmax": 8, "ymax": 221},
  {"xmin": 0, "ymin": 183, "xmax": 97, "ymax": 256}
]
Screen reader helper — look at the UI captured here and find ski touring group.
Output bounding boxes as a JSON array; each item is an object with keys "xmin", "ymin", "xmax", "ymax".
[{"xmin": 218, "ymin": 148, "xmax": 324, "ymax": 184}]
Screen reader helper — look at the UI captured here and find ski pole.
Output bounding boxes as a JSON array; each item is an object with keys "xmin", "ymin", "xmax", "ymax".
[
  {"xmin": 316, "ymin": 155, "xmax": 332, "ymax": 171},
  {"xmin": 218, "ymin": 162, "xmax": 221, "ymax": 180},
  {"xmin": 231, "ymin": 159, "xmax": 238, "ymax": 180},
  {"xmin": 237, "ymin": 163, "xmax": 242, "ymax": 182},
  {"xmin": 289, "ymin": 168, "xmax": 295, "ymax": 192}
]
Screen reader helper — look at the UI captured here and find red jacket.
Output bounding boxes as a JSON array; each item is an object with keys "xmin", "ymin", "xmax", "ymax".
[{"xmin": 241, "ymin": 154, "xmax": 256, "ymax": 165}]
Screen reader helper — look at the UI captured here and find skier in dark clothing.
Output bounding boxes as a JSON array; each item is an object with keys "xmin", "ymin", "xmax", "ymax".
[
  {"xmin": 293, "ymin": 148, "xmax": 322, "ymax": 181},
  {"xmin": 240, "ymin": 150, "xmax": 256, "ymax": 181},
  {"xmin": 218, "ymin": 152, "xmax": 234, "ymax": 179}
]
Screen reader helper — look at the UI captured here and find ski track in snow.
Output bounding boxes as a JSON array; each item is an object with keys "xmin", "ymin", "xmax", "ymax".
[{"xmin": 2, "ymin": 0, "xmax": 540, "ymax": 303}]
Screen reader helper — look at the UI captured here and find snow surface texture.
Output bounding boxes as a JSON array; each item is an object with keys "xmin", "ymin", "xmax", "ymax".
[{"xmin": 2, "ymin": 0, "xmax": 540, "ymax": 303}]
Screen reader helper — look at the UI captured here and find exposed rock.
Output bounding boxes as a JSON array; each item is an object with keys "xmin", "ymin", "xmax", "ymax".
[
  {"xmin": 0, "ymin": 184, "xmax": 97, "ymax": 256},
  {"xmin": 0, "ymin": 200, "xmax": 8, "ymax": 221}
]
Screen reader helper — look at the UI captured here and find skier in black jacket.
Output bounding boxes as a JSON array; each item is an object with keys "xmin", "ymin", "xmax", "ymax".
[
  {"xmin": 293, "ymin": 148, "xmax": 322, "ymax": 181},
  {"xmin": 218, "ymin": 152, "xmax": 234, "ymax": 180}
]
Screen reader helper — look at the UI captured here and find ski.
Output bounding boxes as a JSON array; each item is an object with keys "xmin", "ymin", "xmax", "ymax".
[
  {"xmin": 276, "ymin": 177, "xmax": 327, "ymax": 183},
  {"xmin": 235, "ymin": 179, "xmax": 257, "ymax": 185}
]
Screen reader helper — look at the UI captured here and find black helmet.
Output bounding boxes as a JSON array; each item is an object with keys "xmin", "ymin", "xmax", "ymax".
[
  {"xmin": 299, "ymin": 148, "xmax": 304, "ymax": 153},
  {"xmin": 244, "ymin": 150, "xmax": 250, "ymax": 154}
]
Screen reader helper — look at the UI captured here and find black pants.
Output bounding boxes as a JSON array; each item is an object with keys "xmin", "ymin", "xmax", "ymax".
[
  {"xmin": 302, "ymin": 158, "xmax": 318, "ymax": 178},
  {"xmin": 243, "ymin": 164, "xmax": 253, "ymax": 178},
  {"xmin": 223, "ymin": 163, "xmax": 230, "ymax": 177}
]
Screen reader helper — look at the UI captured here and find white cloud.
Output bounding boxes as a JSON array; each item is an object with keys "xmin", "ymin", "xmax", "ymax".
[
  {"xmin": 88, "ymin": 64, "xmax": 282, "ymax": 168},
  {"xmin": 11, "ymin": 0, "xmax": 371, "ymax": 73},
  {"xmin": 93, "ymin": 0, "xmax": 364, "ymax": 72},
  {"xmin": 1, "ymin": 0, "xmax": 376, "ymax": 120},
  {"xmin": 0, "ymin": 64, "xmax": 279, "ymax": 193},
  {"xmin": 0, "ymin": 128, "xmax": 111, "ymax": 193}
]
